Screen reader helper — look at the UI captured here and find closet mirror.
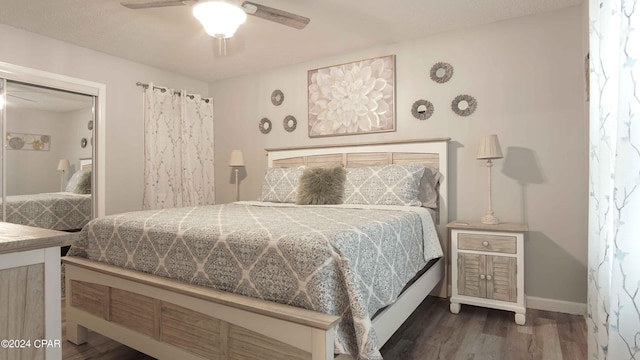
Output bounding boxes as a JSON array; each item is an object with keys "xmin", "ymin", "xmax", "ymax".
[{"xmin": 1, "ymin": 80, "xmax": 95, "ymax": 232}]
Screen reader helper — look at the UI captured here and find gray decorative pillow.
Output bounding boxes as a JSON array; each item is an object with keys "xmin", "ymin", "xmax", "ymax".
[
  {"xmin": 258, "ymin": 166, "xmax": 305, "ymax": 203},
  {"xmin": 296, "ymin": 166, "xmax": 346, "ymax": 205},
  {"xmin": 74, "ymin": 171, "xmax": 91, "ymax": 194},
  {"xmin": 419, "ymin": 166, "xmax": 441, "ymax": 209},
  {"xmin": 343, "ymin": 163, "xmax": 425, "ymax": 206}
]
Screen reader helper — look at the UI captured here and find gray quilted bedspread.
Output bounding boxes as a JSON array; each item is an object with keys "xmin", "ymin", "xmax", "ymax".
[
  {"xmin": 3, "ymin": 192, "xmax": 91, "ymax": 230},
  {"xmin": 69, "ymin": 202, "xmax": 442, "ymax": 359}
]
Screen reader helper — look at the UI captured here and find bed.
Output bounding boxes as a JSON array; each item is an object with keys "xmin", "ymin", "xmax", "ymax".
[
  {"xmin": 3, "ymin": 192, "xmax": 91, "ymax": 231},
  {"xmin": 2, "ymin": 159, "xmax": 92, "ymax": 231},
  {"xmin": 63, "ymin": 138, "xmax": 450, "ymax": 360}
]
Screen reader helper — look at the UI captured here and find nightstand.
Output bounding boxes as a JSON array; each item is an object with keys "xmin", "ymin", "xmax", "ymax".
[{"xmin": 447, "ymin": 221, "xmax": 528, "ymax": 325}]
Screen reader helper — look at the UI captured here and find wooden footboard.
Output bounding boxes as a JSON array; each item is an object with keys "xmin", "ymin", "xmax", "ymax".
[{"xmin": 63, "ymin": 256, "xmax": 340, "ymax": 360}]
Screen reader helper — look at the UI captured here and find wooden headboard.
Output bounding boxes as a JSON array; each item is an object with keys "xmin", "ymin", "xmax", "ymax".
[
  {"xmin": 79, "ymin": 158, "xmax": 92, "ymax": 171},
  {"xmin": 266, "ymin": 138, "xmax": 449, "ymax": 230},
  {"xmin": 272, "ymin": 151, "xmax": 440, "ymax": 170}
]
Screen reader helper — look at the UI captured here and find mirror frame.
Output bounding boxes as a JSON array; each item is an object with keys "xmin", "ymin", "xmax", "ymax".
[
  {"xmin": 451, "ymin": 94, "xmax": 477, "ymax": 117},
  {"xmin": 283, "ymin": 115, "xmax": 297, "ymax": 132},
  {"xmin": 259, "ymin": 117, "xmax": 272, "ymax": 134},
  {"xmin": 411, "ymin": 99, "xmax": 434, "ymax": 120},
  {"xmin": 0, "ymin": 61, "xmax": 106, "ymax": 218},
  {"xmin": 430, "ymin": 62, "xmax": 454, "ymax": 84}
]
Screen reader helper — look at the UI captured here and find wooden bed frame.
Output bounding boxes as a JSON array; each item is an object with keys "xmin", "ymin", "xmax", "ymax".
[{"xmin": 63, "ymin": 138, "xmax": 450, "ymax": 360}]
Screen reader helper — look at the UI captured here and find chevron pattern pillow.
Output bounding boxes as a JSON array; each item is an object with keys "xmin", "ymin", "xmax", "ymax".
[{"xmin": 343, "ymin": 163, "xmax": 425, "ymax": 206}]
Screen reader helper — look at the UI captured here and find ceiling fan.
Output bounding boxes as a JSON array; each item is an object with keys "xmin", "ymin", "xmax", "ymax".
[{"xmin": 120, "ymin": 0, "xmax": 310, "ymax": 38}]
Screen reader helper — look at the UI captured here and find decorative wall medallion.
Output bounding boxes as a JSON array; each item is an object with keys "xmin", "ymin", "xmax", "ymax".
[
  {"xmin": 451, "ymin": 94, "xmax": 477, "ymax": 116},
  {"xmin": 88, "ymin": 120, "xmax": 94, "ymax": 130},
  {"xmin": 259, "ymin": 118, "xmax": 272, "ymax": 134},
  {"xmin": 23, "ymin": 134, "xmax": 35, "ymax": 144},
  {"xmin": 283, "ymin": 115, "xmax": 297, "ymax": 132},
  {"xmin": 430, "ymin": 62, "xmax": 454, "ymax": 83},
  {"xmin": 271, "ymin": 90, "xmax": 284, "ymax": 106},
  {"xmin": 32, "ymin": 140, "xmax": 44, "ymax": 150},
  {"xmin": 411, "ymin": 100, "xmax": 434, "ymax": 120},
  {"xmin": 81, "ymin": 138, "xmax": 88, "ymax": 148},
  {"xmin": 8, "ymin": 137, "xmax": 24, "ymax": 149}
]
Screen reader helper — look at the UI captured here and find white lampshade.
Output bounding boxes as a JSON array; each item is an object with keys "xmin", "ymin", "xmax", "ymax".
[
  {"xmin": 57, "ymin": 159, "xmax": 70, "ymax": 172},
  {"xmin": 193, "ymin": 1, "xmax": 247, "ymax": 39},
  {"xmin": 477, "ymin": 134, "xmax": 504, "ymax": 160},
  {"xmin": 229, "ymin": 150, "xmax": 245, "ymax": 167}
]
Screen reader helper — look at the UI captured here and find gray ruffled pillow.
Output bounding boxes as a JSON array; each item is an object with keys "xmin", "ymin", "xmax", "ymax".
[
  {"xmin": 296, "ymin": 166, "xmax": 346, "ymax": 205},
  {"xmin": 74, "ymin": 171, "xmax": 91, "ymax": 194}
]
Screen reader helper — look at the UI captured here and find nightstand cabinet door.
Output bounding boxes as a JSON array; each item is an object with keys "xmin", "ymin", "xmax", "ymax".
[
  {"xmin": 448, "ymin": 221, "xmax": 527, "ymax": 325},
  {"xmin": 486, "ymin": 255, "xmax": 517, "ymax": 302},
  {"xmin": 458, "ymin": 253, "xmax": 486, "ymax": 298}
]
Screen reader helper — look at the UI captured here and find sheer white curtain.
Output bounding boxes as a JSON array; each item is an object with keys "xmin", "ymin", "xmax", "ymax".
[
  {"xmin": 588, "ymin": 1, "xmax": 640, "ymax": 359},
  {"xmin": 143, "ymin": 83, "xmax": 215, "ymax": 210}
]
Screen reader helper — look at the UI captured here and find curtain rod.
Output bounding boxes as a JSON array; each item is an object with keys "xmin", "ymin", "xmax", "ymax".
[{"xmin": 136, "ymin": 82, "xmax": 210, "ymax": 103}]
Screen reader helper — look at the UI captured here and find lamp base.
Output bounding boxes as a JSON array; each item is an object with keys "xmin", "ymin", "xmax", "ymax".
[{"xmin": 481, "ymin": 212, "xmax": 500, "ymax": 225}]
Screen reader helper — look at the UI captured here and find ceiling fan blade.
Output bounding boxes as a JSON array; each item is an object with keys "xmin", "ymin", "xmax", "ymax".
[
  {"xmin": 8, "ymin": 94, "xmax": 36, "ymax": 103},
  {"xmin": 120, "ymin": 0, "xmax": 194, "ymax": 9},
  {"xmin": 242, "ymin": 1, "xmax": 310, "ymax": 30}
]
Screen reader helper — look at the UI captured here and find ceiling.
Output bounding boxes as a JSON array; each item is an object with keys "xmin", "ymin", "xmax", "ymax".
[
  {"xmin": 0, "ymin": 0, "xmax": 582, "ymax": 83},
  {"xmin": 5, "ymin": 82, "xmax": 94, "ymax": 112}
]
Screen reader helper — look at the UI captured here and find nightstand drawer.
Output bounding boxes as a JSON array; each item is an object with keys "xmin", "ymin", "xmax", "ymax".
[{"xmin": 458, "ymin": 233, "xmax": 516, "ymax": 254}]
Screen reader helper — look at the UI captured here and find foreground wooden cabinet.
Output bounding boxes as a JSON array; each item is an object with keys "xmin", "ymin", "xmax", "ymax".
[
  {"xmin": 448, "ymin": 221, "xmax": 528, "ymax": 325},
  {"xmin": 0, "ymin": 223, "xmax": 73, "ymax": 360}
]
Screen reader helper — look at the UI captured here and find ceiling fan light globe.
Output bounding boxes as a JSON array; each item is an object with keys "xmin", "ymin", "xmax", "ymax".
[{"xmin": 193, "ymin": 1, "xmax": 247, "ymax": 39}]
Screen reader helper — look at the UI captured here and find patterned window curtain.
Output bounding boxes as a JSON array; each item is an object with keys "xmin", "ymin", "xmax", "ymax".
[
  {"xmin": 588, "ymin": 1, "xmax": 640, "ymax": 360},
  {"xmin": 143, "ymin": 83, "xmax": 215, "ymax": 210}
]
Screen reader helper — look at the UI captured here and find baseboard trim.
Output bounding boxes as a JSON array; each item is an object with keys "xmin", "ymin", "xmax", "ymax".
[{"xmin": 526, "ymin": 296, "xmax": 586, "ymax": 315}]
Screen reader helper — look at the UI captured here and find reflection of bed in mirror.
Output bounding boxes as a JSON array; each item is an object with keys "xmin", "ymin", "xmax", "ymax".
[{"xmin": 2, "ymin": 158, "xmax": 92, "ymax": 231}]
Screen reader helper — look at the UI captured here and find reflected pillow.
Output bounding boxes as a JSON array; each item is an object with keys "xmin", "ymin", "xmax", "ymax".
[
  {"xmin": 296, "ymin": 166, "xmax": 346, "ymax": 205},
  {"xmin": 74, "ymin": 171, "xmax": 91, "ymax": 194},
  {"xmin": 65, "ymin": 170, "xmax": 84, "ymax": 192}
]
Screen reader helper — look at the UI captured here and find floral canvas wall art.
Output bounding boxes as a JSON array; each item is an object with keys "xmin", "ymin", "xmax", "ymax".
[{"xmin": 308, "ymin": 55, "xmax": 396, "ymax": 137}]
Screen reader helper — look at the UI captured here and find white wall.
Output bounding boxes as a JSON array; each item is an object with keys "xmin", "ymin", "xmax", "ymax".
[
  {"xmin": 5, "ymin": 108, "xmax": 68, "ymax": 194},
  {"xmin": 0, "ymin": 23, "xmax": 209, "ymax": 214},
  {"xmin": 65, "ymin": 107, "xmax": 94, "ymax": 169},
  {"xmin": 210, "ymin": 7, "xmax": 588, "ymax": 304}
]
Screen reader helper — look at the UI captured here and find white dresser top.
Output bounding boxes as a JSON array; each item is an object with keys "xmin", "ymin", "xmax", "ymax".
[{"xmin": 0, "ymin": 222, "xmax": 75, "ymax": 255}]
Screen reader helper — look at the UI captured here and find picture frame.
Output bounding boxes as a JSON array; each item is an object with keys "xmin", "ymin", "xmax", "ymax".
[{"xmin": 308, "ymin": 54, "xmax": 396, "ymax": 138}]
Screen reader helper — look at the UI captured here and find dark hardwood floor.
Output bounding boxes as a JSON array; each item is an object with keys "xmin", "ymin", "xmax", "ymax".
[
  {"xmin": 62, "ymin": 296, "xmax": 588, "ymax": 360},
  {"xmin": 379, "ymin": 297, "xmax": 587, "ymax": 360}
]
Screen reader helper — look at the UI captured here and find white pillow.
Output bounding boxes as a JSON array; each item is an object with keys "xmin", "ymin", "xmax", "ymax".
[
  {"xmin": 258, "ymin": 166, "xmax": 305, "ymax": 203},
  {"xmin": 343, "ymin": 163, "xmax": 425, "ymax": 206}
]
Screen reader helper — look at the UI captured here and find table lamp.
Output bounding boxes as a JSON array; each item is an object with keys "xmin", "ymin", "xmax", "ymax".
[
  {"xmin": 477, "ymin": 135, "xmax": 503, "ymax": 224},
  {"xmin": 57, "ymin": 159, "xmax": 70, "ymax": 192},
  {"xmin": 229, "ymin": 150, "xmax": 245, "ymax": 201}
]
